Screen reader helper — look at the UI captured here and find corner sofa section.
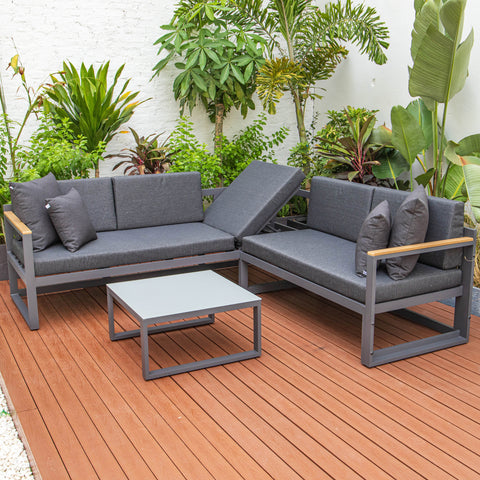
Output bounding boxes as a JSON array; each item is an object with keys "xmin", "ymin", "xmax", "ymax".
[
  {"xmin": 240, "ymin": 177, "xmax": 476, "ymax": 367},
  {"xmin": 3, "ymin": 161, "xmax": 305, "ymax": 330}
]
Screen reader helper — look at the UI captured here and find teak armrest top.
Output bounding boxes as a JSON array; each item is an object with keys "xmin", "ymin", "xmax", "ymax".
[
  {"xmin": 368, "ymin": 236, "xmax": 473, "ymax": 257},
  {"xmin": 4, "ymin": 210, "xmax": 32, "ymax": 236}
]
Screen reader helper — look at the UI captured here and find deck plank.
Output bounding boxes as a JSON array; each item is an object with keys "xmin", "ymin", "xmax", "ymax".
[{"xmin": 0, "ymin": 271, "xmax": 479, "ymax": 480}]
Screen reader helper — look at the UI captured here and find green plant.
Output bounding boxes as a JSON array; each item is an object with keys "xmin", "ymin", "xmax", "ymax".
[
  {"xmin": 0, "ymin": 54, "xmax": 45, "ymax": 176},
  {"xmin": 20, "ymin": 114, "xmax": 102, "ymax": 179},
  {"xmin": 315, "ymin": 113, "xmax": 384, "ymax": 183},
  {"xmin": 288, "ymin": 107, "xmax": 379, "ymax": 184},
  {"xmin": 113, "ymin": 128, "xmax": 171, "ymax": 175},
  {"xmin": 43, "ymin": 61, "xmax": 146, "ymax": 176},
  {"xmin": 168, "ymin": 117, "xmax": 224, "ymax": 188},
  {"xmin": 227, "ymin": 0, "xmax": 389, "ymax": 161},
  {"xmin": 219, "ymin": 113, "xmax": 288, "ymax": 184},
  {"xmin": 167, "ymin": 114, "xmax": 288, "ymax": 187},
  {"xmin": 385, "ymin": 0, "xmax": 480, "ymax": 221},
  {"xmin": 153, "ymin": 0, "xmax": 266, "ymax": 151}
]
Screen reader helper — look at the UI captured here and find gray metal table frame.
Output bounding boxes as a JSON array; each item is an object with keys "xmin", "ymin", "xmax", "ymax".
[{"xmin": 107, "ymin": 270, "xmax": 261, "ymax": 380}]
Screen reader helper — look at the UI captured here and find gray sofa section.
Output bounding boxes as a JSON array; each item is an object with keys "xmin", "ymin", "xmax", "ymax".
[
  {"xmin": 204, "ymin": 161, "xmax": 305, "ymax": 241},
  {"xmin": 4, "ymin": 161, "xmax": 305, "ymax": 330},
  {"xmin": 12, "ymin": 223, "xmax": 235, "ymax": 276},
  {"xmin": 240, "ymin": 176, "xmax": 476, "ymax": 367},
  {"xmin": 242, "ymin": 229, "xmax": 462, "ymax": 304}
]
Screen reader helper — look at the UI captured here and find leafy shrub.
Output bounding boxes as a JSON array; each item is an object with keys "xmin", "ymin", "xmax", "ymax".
[
  {"xmin": 0, "ymin": 114, "xmax": 102, "ymax": 206},
  {"xmin": 288, "ymin": 106, "xmax": 379, "ymax": 184},
  {"xmin": 167, "ymin": 118, "xmax": 223, "ymax": 189},
  {"xmin": 167, "ymin": 114, "xmax": 288, "ymax": 187}
]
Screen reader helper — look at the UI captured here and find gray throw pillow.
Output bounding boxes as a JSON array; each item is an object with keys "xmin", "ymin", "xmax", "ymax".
[
  {"xmin": 9, "ymin": 172, "xmax": 61, "ymax": 252},
  {"xmin": 355, "ymin": 200, "xmax": 391, "ymax": 277},
  {"xmin": 45, "ymin": 188, "xmax": 97, "ymax": 252},
  {"xmin": 386, "ymin": 186, "xmax": 429, "ymax": 280}
]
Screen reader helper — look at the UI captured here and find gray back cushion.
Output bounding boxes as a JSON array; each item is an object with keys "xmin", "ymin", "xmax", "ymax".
[
  {"xmin": 203, "ymin": 161, "xmax": 305, "ymax": 240},
  {"xmin": 307, "ymin": 177, "xmax": 374, "ymax": 242},
  {"xmin": 371, "ymin": 188, "xmax": 464, "ymax": 269},
  {"xmin": 59, "ymin": 177, "xmax": 117, "ymax": 232},
  {"xmin": 113, "ymin": 172, "xmax": 204, "ymax": 230}
]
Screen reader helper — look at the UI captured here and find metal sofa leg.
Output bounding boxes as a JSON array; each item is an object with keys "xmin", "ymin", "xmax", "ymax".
[
  {"xmin": 8, "ymin": 257, "xmax": 40, "ymax": 331},
  {"xmin": 454, "ymin": 236, "xmax": 475, "ymax": 339},
  {"xmin": 361, "ymin": 307, "xmax": 376, "ymax": 367},
  {"xmin": 239, "ymin": 259, "xmax": 249, "ymax": 289}
]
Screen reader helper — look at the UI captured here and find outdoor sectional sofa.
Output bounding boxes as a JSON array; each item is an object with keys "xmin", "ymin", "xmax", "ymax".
[{"xmin": 3, "ymin": 163, "xmax": 476, "ymax": 367}]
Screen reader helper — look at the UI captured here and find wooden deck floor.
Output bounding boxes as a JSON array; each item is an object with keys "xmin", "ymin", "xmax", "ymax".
[{"xmin": 0, "ymin": 268, "xmax": 479, "ymax": 480}]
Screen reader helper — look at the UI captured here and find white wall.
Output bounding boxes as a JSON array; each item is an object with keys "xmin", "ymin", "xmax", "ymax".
[{"xmin": 1, "ymin": 0, "xmax": 479, "ymax": 175}]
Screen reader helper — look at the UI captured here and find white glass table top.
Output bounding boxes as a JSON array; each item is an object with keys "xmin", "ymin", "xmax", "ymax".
[{"xmin": 107, "ymin": 270, "xmax": 260, "ymax": 321}]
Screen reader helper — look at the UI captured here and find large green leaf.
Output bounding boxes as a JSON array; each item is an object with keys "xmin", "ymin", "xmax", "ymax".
[
  {"xmin": 406, "ymin": 98, "xmax": 433, "ymax": 148},
  {"xmin": 390, "ymin": 105, "xmax": 426, "ymax": 166},
  {"xmin": 443, "ymin": 163, "xmax": 467, "ymax": 201},
  {"xmin": 463, "ymin": 160, "xmax": 480, "ymax": 221},
  {"xmin": 409, "ymin": 0, "xmax": 473, "ymax": 104},
  {"xmin": 372, "ymin": 150, "xmax": 409, "ymax": 181}
]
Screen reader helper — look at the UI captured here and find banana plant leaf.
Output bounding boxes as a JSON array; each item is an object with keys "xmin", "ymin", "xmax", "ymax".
[
  {"xmin": 409, "ymin": 0, "xmax": 473, "ymax": 104},
  {"xmin": 406, "ymin": 99, "xmax": 433, "ymax": 148},
  {"xmin": 372, "ymin": 150, "xmax": 409, "ymax": 181},
  {"xmin": 463, "ymin": 160, "xmax": 480, "ymax": 222},
  {"xmin": 390, "ymin": 105, "xmax": 427, "ymax": 166}
]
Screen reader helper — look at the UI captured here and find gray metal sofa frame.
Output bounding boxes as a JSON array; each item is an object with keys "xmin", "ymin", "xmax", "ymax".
[
  {"xmin": 3, "ymin": 161, "xmax": 305, "ymax": 330},
  {"xmin": 238, "ymin": 178, "xmax": 476, "ymax": 367}
]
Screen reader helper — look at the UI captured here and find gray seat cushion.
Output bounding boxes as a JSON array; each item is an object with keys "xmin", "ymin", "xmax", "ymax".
[
  {"xmin": 307, "ymin": 177, "xmax": 374, "ymax": 242},
  {"xmin": 203, "ymin": 161, "xmax": 305, "ymax": 241},
  {"xmin": 242, "ymin": 229, "xmax": 462, "ymax": 304},
  {"xmin": 12, "ymin": 223, "xmax": 235, "ymax": 276},
  {"xmin": 113, "ymin": 172, "xmax": 204, "ymax": 230},
  {"xmin": 59, "ymin": 177, "xmax": 117, "ymax": 232}
]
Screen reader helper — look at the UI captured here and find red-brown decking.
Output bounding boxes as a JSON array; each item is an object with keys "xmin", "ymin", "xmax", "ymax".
[{"xmin": 0, "ymin": 268, "xmax": 479, "ymax": 479}]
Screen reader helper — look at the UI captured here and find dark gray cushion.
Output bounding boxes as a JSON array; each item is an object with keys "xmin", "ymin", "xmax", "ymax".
[
  {"xmin": 203, "ymin": 161, "xmax": 305, "ymax": 241},
  {"xmin": 386, "ymin": 186, "xmax": 429, "ymax": 280},
  {"xmin": 242, "ymin": 229, "xmax": 462, "ymax": 304},
  {"xmin": 307, "ymin": 177, "xmax": 374, "ymax": 242},
  {"xmin": 45, "ymin": 188, "xmax": 97, "ymax": 252},
  {"xmin": 59, "ymin": 177, "xmax": 117, "ymax": 231},
  {"xmin": 9, "ymin": 172, "xmax": 61, "ymax": 251},
  {"xmin": 15, "ymin": 223, "xmax": 235, "ymax": 276},
  {"xmin": 371, "ymin": 187, "xmax": 464, "ymax": 269},
  {"xmin": 355, "ymin": 200, "xmax": 391, "ymax": 276},
  {"xmin": 113, "ymin": 172, "xmax": 204, "ymax": 230}
]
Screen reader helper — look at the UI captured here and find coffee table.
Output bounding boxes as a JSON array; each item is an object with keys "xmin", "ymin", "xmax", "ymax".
[{"xmin": 107, "ymin": 270, "xmax": 261, "ymax": 380}]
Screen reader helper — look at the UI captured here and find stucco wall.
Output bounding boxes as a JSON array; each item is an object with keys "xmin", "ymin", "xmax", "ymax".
[{"xmin": 1, "ymin": 0, "xmax": 479, "ymax": 175}]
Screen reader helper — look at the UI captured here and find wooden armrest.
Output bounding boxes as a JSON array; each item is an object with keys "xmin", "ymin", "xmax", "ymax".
[
  {"xmin": 4, "ymin": 210, "xmax": 32, "ymax": 236},
  {"xmin": 368, "ymin": 236, "xmax": 473, "ymax": 258}
]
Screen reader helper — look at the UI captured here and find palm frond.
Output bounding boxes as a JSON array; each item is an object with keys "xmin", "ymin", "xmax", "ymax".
[{"xmin": 306, "ymin": 0, "xmax": 389, "ymax": 65}]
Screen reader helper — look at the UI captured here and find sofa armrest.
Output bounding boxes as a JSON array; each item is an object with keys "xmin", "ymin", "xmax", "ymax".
[
  {"xmin": 4, "ymin": 210, "xmax": 32, "ymax": 237},
  {"xmin": 367, "ymin": 236, "xmax": 474, "ymax": 260}
]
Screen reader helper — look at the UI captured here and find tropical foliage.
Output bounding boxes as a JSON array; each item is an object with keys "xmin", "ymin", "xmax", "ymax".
[
  {"xmin": 167, "ymin": 114, "xmax": 287, "ymax": 187},
  {"xmin": 43, "ymin": 61, "xmax": 145, "ymax": 176},
  {"xmin": 113, "ymin": 128, "xmax": 171, "ymax": 175},
  {"xmin": 153, "ymin": 0, "xmax": 266, "ymax": 151},
  {"xmin": 226, "ymin": 0, "xmax": 389, "ymax": 152},
  {"xmin": 384, "ymin": 0, "xmax": 480, "ymax": 220}
]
